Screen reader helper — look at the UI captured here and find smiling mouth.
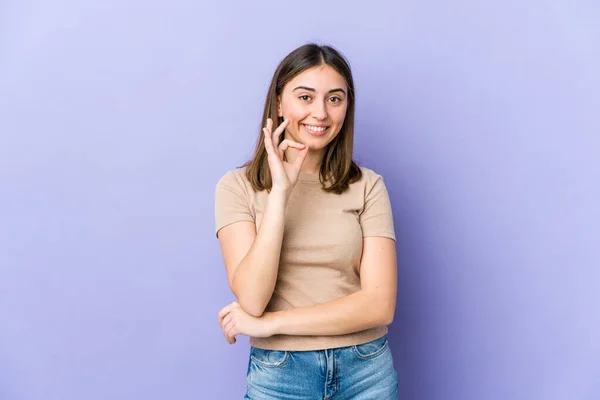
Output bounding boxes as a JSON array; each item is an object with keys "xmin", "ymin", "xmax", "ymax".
[{"xmin": 302, "ymin": 124, "xmax": 330, "ymax": 136}]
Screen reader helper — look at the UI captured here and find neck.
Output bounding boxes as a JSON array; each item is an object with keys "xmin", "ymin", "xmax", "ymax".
[{"xmin": 285, "ymin": 147, "xmax": 324, "ymax": 175}]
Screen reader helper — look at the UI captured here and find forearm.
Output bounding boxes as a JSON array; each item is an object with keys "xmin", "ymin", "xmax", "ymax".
[
  {"xmin": 232, "ymin": 189, "xmax": 288, "ymax": 316},
  {"xmin": 265, "ymin": 289, "xmax": 395, "ymax": 336}
]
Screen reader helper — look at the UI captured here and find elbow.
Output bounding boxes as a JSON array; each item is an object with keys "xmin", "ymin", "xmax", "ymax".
[
  {"xmin": 373, "ymin": 297, "xmax": 396, "ymax": 326},
  {"xmin": 381, "ymin": 311, "xmax": 395, "ymax": 326},
  {"xmin": 382, "ymin": 301, "xmax": 396, "ymax": 325},
  {"xmin": 231, "ymin": 289, "xmax": 268, "ymax": 317},
  {"xmin": 363, "ymin": 289, "xmax": 396, "ymax": 327},
  {"xmin": 240, "ymin": 301, "xmax": 266, "ymax": 317},
  {"xmin": 230, "ymin": 276, "xmax": 271, "ymax": 317}
]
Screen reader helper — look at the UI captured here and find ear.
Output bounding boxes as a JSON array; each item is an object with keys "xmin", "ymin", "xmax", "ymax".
[{"xmin": 276, "ymin": 97, "xmax": 283, "ymax": 117}]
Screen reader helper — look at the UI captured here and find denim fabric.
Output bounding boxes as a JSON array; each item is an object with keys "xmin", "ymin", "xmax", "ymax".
[{"xmin": 244, "ymin": 334, "xmax": 398, "ymax": 399}]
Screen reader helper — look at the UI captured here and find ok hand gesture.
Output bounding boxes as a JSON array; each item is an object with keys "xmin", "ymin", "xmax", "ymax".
[{"xmin": 263, "ymin": 118, "xmax": 309, "ymax": 194}]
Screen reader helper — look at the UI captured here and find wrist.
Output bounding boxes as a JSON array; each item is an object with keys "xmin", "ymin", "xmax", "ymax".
[
  {"xmin": 268, "ymin": 187, "xmax": 290, "ymax": 204},
  {"xmin": 263, "ymin": 312, "xmax": 282, "ymax": 336}
]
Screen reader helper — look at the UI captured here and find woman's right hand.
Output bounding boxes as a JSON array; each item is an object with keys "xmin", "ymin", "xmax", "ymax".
[{"xmin": 263, "ymin": 118, "xmax": 309, "ymax": 194}]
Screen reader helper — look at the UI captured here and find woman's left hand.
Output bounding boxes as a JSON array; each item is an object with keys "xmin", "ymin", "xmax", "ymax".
[{"xmin": 218, "ymin": 301, "xmax": 276, "ymax": 344}]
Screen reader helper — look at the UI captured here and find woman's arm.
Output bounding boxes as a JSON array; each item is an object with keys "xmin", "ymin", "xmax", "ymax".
[
  {"xmin": 265, "ymin": 236, "xmax": 397, "ymax": 336},
  {"xmin": 217, "ymin": 118, "xmax": 308, "ymax": 318},
  {"xmin": 218, "ymin": 188, "xmax": 288, "ymax": 317},
  {"xmin": 218, "ymin": 236, "xmax": 397, "ymax": 342}
]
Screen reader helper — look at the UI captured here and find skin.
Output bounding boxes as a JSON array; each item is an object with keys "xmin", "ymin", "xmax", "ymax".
[
  {"xmin": 278, "ymin": 64, "xmax": 349, "ymax": 174},
  {"xmin": 217, "ymin": 64, "xmax": 397, "ymax": 344}
]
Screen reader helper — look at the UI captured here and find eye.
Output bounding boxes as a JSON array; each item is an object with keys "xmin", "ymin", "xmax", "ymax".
[
  {"xmin": 299, "ymin": 95, "xmax": 312, "ymax": 101},
  {"xmin": 329, "ymin": 96, "xmax": 342, "ymax": 103}
]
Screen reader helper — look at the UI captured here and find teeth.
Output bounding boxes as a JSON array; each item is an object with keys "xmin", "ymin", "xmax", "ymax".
[{"xmin": 304, "ymin": 124, "xmax": 328, "ymax": 132}]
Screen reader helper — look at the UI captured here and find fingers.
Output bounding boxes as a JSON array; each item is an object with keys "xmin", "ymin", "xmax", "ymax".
[
  {"xmin": 263, "ymin": 119, "xmax": 276, "ymax": 156},
  {"xmin": 221, "ymin": 313, "xmax": 232, "ymax": 330},
  {"xmin": 293, "ymin": 145, "xmax": 309, "ymax": 170},
  {"xmin": 277, "ymin": 139, "xmax": 306, "ymax": 159},
  {"xmin": 223, "ymin": 316, "xmax": 236, "ymax": 344},
  {"xmin": 263, "ymin": 127, "xmax": 275, "ymax": 156},
  {"xmin": 264, "ymin": 118, "xmax": 289, "ymax": 157},
  {"xmin": 271, "ymin": 118, "xmax": 289, "ymax": 148},
  {"xmin": 222, "ymin": 312, "xmax": 240, "ymax": 345},
  {"xmin": 217, "ymin": 304, "xmax": 232, "ymax": 326},
  {"xmin": 218, "ymin": 301, "xmax": 238, "ymax": 326},
  {"xmin": 218, "ymin": 303, "xmax": 240, "ymax": 345}
]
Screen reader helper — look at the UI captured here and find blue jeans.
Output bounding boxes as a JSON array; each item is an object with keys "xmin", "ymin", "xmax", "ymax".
[{"xmin": 244, "ymin": 334, "xmax": 398, "ymax": 399}]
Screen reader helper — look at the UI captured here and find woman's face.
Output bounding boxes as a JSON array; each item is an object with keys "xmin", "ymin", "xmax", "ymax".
[{"xmin": 277, "ymin": 64, "xmax": 348, "ymax": 151}]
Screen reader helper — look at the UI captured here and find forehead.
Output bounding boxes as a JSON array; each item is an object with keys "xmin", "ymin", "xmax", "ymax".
[{"xmin": 285, "ymin": 64, "xmax": 347, "ymax": 91}]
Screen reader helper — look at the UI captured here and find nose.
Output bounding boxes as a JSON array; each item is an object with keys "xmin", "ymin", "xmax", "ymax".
[{"xmin": 311, "ymin": 99, "xmax": 328, "ymax": 121}]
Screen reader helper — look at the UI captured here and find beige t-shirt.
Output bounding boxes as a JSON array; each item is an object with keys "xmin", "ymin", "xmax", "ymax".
[{"xmin": 214, "ymin": 166, "xmax": 396, "ymax": 351}]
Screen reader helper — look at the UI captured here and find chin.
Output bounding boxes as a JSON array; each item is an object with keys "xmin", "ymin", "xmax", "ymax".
[{"xmin": 296, "ymin": 134, "xmax": 328, "ymax": 148}]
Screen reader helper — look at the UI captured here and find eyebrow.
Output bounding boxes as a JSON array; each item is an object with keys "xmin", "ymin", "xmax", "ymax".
[{"xmin": 292, "ymin": 86, "xmax": 347, "ymax": 96}]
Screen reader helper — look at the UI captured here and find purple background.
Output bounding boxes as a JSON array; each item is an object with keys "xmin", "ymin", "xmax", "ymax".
[{"xmin": 1, "ymin": 1, "xmax": 599, "ymax": 399}]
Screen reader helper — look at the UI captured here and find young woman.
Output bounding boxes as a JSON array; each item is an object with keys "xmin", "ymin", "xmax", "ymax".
[{"xmin": 215, "ymin": 43, "xmax": 399, "ymax": 399}]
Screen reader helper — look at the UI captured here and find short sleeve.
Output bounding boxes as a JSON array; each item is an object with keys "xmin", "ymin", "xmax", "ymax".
[
  {"xmin": 214, "ymin": 170, "xmax": 255, "ymax": 237},
  {"xmin": 359, "ymin": 174, "xmax": 396, "ymax": 241}
]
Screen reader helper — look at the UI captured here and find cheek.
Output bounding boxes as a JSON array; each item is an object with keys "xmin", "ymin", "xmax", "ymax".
[
  {"xmin": 282, "ymin": 104, "xmax": 308, "ymax": 121},
  {"xmin": 332, "ymin": 106, "xmax": 348, "ymax": 124},
  {"xmin": 280, "ymin": 97, "xmax": 308, "ymax": 117}
]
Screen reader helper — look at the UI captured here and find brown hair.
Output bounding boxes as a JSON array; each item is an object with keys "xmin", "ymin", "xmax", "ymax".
[{"xmin": 242, "ymin": 43, "xmax": 362, "ymax": 194}]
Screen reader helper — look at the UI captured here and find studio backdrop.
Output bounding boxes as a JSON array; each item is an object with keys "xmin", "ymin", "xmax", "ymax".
[{"xmin": 1, "ymin": 1, "xmax": 599, "ymax": 399}]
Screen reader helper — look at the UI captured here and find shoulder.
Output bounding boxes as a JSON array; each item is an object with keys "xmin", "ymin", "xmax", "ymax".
[
  {"xmin": 215, "ymin": 166, "xmax": 253, "ymax": 195},
  {"xmin": 358, "ymin": 166, "xmax": 384, "ymax": 182},
  {"xmin": 351, "ymin": 166, "xmax": 392, "ymax": 205},
  {"xmin": 356, "ymin": 166, "xmax": 387, "ymax": 189},
  {"xmin": 217, "ymin": 167, "xmax": 248, "ymax": 186}
]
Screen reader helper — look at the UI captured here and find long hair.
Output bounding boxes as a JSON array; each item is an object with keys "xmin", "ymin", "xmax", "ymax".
[{"xmin": 242, "ymin": 43, "xmax": 362, "ymax": 194}]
